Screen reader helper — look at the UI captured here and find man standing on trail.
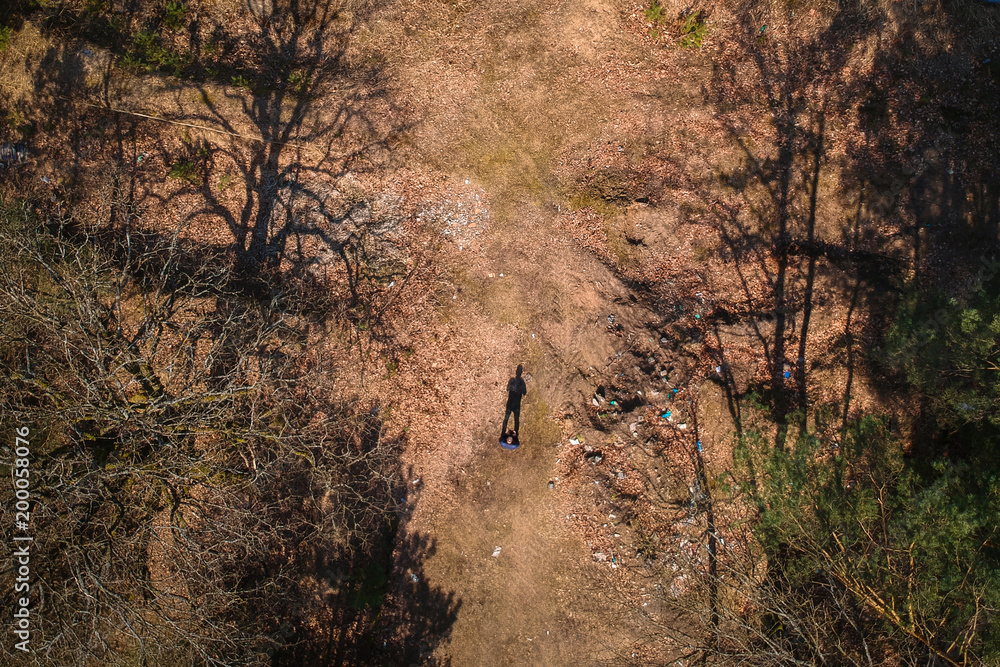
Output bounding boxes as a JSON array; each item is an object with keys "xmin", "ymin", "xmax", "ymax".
[{"xmin": 502, "ymin": 364, "xmax": 527, "ymax": 436}]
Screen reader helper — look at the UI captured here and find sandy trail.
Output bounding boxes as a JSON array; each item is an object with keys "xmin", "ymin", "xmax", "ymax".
[
  {"xmin": 394, "ymin": 210, "xmax": 647, "ymax": 665},
  {"xmin": 366, "ymin": 0, "xmax": 669, "ymax": 662}
]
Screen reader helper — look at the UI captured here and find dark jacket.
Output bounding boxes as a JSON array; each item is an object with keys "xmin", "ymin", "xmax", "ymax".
[{"xmin": 506, "ymin": 377, "xmax": 527, "ymax": 409}]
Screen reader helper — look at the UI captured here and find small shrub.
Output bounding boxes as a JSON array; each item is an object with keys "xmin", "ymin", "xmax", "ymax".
[
  {"xmin": 134, "ymin": 30, "xmax": 159, "ymax": 56},
  {"xmin": 645, "ymin": 0, "xmax": 666, "ymax": 24},
  {"xmin": 679, "ymin": 10, "xmax": 708, "ymax": 48},
  {"xmin": 645, "ymin": 0, "xmax": 666, "ymax": 38},
  {"xmin": 121, "ymin": 53, "xmax": 143, "ymax": 71},
  {"xmin": 288, "ymin": 69, "xmax": 311, "ymax": 95},
  {"xmin": 164, "ymin": 1, "xmax": 188, "ymax": 31},
  {"xmin": 0, "ymin": 25, "xmax": 13, "ymax": 52},
  {"xmin": 107, "ymin": 14, "xmax": 126, "ymax": 34},
  {"xmin": 125, "ymin": 30, "xmax": 167, "ymax": 71},
  {"xmin": 168, "ymin": 160, "xmax": 201, "ymax": 185},
  {"xmin": 85, "ymin": 0, "xmax": 109, "ymax": 17},
  {"xmin": 231, "ymin": 74, "xmax": 252, "ymax": 90},
  {"xmin": 161, "ymin": 50, "xmax": 188, "ymax": 76}
]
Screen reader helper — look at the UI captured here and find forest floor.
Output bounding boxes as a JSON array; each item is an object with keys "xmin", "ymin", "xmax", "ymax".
[
  {"xmin": 2, "ymin": 0, "xmax": 997, "ymax": 661},
  {"xmin": 356, "ymin": 0, "xmax": 730, "ymax": 662},
  {"xmin": 361, "ymin": 0, "xmax": 1000, "ymax": 661}
]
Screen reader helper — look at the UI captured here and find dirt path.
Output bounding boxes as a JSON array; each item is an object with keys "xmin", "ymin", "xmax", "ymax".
[
  {"xmin": 368, "ymin": 0, "xmax": 673, "ymax": 662},
  {"xmin": 392, "ymin": 221, "xmax": 666, "ymax": 667},
  {"xmin": 393, "ymin": 221, "xmax": 649, "ymax": 664}
]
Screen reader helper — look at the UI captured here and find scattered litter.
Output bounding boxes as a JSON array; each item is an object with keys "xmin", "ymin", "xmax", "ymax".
[
  {"xmin": 0, "ymin": 143, "xmax": 28, "ymax": 169},
  {"xmin": 410, "ymin": 573, "xmax": 420, "ymax": 583},
  {"xmin": 592, "ymin": 398, "xmax": 600, "ymax": 406},
  {"xmin": 492, "ymin": 546, "xmax": 502, "ymax": 558},
  {"xmin": 548, "ymin": 481, "xmax": 555, "ymax": 489},
  {"xmin": 40, "ymin": 176, "xmax": 50, "ymax": 184},
  {"xmin": 594, "ymin": 552, "xmax": 608, "ymax": 562},
  {"xmin": 465, "ymin": 179, "xmax": 470, "ymax": 184},
  {"xmin": 784, "ymin": 371, "xmax": 790, "ymax": 378},
  {"xmin": 661, "ymin": 411, "xmax": 671, "ymax": 418},
  {"xmin": 696, "ymin": 441, "xmax": 703, "ymax": 452},
  {"xmin": 569, "ymin": 437, "xmax": 580, "ymax": 445},
  {"xmin": 678, "ymin": 423, "xmax": 687, "ymax": 430}
]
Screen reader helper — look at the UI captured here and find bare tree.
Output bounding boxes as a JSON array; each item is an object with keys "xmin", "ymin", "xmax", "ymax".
[{"xmin": 0, "ymin": 200, "xmax": 403, "ymax": 665}]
